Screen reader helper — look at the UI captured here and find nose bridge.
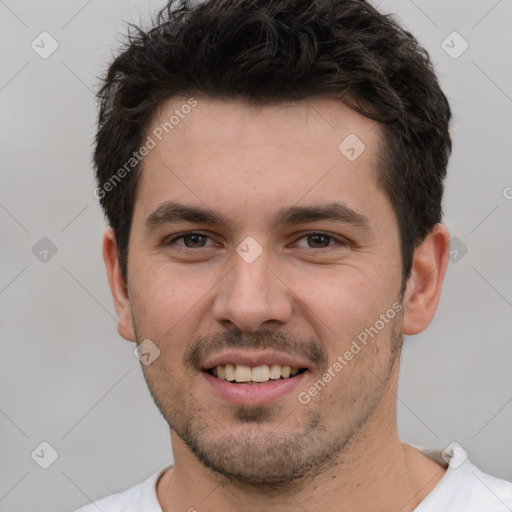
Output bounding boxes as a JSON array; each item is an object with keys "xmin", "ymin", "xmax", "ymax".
[
  {"xmin": 233, "ymin": 253, "xmax": 269, "ymax": 300},
  {"xmin": 213, "ymin": 242, "xmax": 291, "ymax": 331}
]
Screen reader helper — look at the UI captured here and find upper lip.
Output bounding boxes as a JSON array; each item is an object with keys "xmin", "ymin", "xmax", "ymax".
[{"xmin": 200, "ymin": 350, "xmax": 311, "ymax": 371}]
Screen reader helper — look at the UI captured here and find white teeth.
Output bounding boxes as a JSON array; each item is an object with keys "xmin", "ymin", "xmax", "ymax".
[
  {"xmin": 251, "ymin": 365, "xmax": 270, "ymax": 382},
  {"xmin": 235, "ymin": 365, "xmax": 252, "ymax": 382},
  {"xmin": 210, "ymin": 363, "xmax": 302, "ymax": 382},
  {"xmin": 224, "ymin": 364, "xmax": 236, "ymax": 382},
  {"xmin": 269, "ymin": 364, "xmax": 282, "ymax": 379}
]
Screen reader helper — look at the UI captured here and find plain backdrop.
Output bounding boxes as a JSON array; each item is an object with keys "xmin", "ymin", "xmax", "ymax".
[{"xmin": 0, "ymin": 1, "xmax": 511, "ymax": 511}]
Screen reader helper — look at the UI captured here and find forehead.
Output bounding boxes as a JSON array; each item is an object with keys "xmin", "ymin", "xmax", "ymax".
[
  {"xmin": 133, "ymin": 96, "xmax": 391, "ymax": 231},
  {"xmin": 149, "ymin": 96, "xmax": 380, "ymax": 153}
]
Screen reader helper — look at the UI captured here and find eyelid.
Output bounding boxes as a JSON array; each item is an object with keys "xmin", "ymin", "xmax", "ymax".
[
  {"xmin": 291, "ymin": 231, "xmax": 350, "ymax": 249},
  {"xmin": 165, "ymin": 231, "xmax": 218, "ymax": 247},
  {"xmin": 164, "ymin": 230, "xmax": 349, "ymax": 249}
]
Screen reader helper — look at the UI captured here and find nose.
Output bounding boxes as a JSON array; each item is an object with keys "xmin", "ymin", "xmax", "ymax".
[{"xmin": 211, "ymin": 245, "xmax": 293, "ymax": 332}]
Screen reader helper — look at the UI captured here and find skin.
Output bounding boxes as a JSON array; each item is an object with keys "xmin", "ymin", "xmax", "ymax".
[{"xmin": 103, "ymin": 97, "xmax": 450, "ymax": 512}]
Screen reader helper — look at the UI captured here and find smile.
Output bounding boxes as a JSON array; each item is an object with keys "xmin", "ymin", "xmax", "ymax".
[{"xmin": 205, "ymin": 364, "xmax": 307, "ymax": 383}]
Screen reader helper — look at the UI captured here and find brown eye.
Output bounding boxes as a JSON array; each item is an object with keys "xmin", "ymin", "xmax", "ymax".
[
  {"xmin": 166, "ymin": 232, "xmax": 215, "ymax": 248},
  {"xmin": 182, "ymin": 234, "xmax": 207, "ymax": 248},
  {"xmin": 295, "ymin": 232, "xmax": 342, "ymax": 249},
  {"xmin": 306, "ymin": 234, "xmax": 332, "ymax": 248}
]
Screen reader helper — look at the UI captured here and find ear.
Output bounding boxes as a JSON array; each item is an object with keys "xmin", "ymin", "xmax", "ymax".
[
  {"xmin": 102, "ymin": 228, "xmax": 136, "ymax": 342},
  {"xmin": 402, "ymin": 223, "xmax": 450, "ymax": 335}
]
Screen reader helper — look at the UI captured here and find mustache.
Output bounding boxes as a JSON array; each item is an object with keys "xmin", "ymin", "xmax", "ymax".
[{"xmin": 184, "ymin": 329, "xmax": 328, "ymax": 370}]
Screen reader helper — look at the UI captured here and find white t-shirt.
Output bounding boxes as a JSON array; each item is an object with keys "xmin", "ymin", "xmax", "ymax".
[{"xmin": 74, "ymin": 444, "xmax": 512, "ymax": 511}]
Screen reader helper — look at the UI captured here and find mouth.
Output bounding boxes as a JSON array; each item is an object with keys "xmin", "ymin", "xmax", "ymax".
[
  {"xmin": 205, "ymin": 364, "xmax": 308, "ymax": 384},
  {"xmin": 200, "ymin": 351, "xmax": 311, "ymax": 405}
]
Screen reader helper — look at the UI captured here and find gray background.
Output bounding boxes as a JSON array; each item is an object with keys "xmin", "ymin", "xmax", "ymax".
[{"xmin": 0, "ymin": 1, "xmax": 511, "ymax": 511}]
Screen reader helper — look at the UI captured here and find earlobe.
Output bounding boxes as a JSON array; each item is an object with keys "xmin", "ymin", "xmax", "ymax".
[
  {"xmin": 102, "ymin": 228, "xmax": 136, "ymax": 342},
  {"xmin": 402, "ymin": 224, "xmax": 450, "ymax": 336}
]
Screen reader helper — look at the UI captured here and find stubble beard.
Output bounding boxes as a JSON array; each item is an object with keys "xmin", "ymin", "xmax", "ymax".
[{"xmin": 136, "ymin": 315, "xmax": 403, "ymax": 491}]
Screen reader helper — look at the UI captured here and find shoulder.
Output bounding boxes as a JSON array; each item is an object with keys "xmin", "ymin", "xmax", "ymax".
[
  {"xmin": 456, "ymin": 462, "xmax": 512, "ymax": 510},
  {"xmin": 73, "ymin": 465, "xmax": 171, "ymax": 512},
  {"xmin": 414, "ymin": 443, "xmax": 512, "ymax": 511}
]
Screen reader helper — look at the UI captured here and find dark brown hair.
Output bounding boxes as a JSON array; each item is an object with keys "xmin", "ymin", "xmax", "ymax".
[{"xmin": 94, "ymin": 0, "xmax": 451, "ymax": 291}]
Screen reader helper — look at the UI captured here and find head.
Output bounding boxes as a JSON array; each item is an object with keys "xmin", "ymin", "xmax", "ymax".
[{"xmin": 98, "ymin": 0, "xmax": 451, "ymax": 487}]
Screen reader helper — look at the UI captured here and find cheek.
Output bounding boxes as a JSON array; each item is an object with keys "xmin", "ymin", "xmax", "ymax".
[
  {"xmin": 128, "ymin": 263, "xmax": 225, "ymax": 372},
  {"xmin": 130, "ymin": 260, "xmax": 215, "ymax": 324},
  {"xmin": 292, "ymin": 265, "xmax": 391, "ymax": 338}
]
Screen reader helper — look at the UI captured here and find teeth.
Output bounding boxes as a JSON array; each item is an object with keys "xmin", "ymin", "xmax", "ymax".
[
  {"xmin": 235, "ymin": 365, "xmax": 252, "ymax": 382},
  {"xmin": 251, "ymin": 365, "xmax": 270, "ymax": 382},
  {"xmin": 269, "ymin": 364, "xmax": 282, "ymax": 379},
  {"xmin": 224, "ymin": 364, "xmax": 236, "ymax": 382},
  {"xmin": 209, "ymin": 363, "xmax": 302, "ymax": 383}
]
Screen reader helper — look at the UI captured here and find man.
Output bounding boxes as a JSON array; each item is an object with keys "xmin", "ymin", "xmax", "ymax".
[{"xmin": 77, "ymin": 0, "xmax": 512, "ymax": 510}]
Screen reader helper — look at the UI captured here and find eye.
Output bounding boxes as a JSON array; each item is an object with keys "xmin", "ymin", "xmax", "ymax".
[
  {"xmin": 165, "ymin": 232, "xmax": 216, "ymax": 248},
  {"xmin": 294, "ymin": 232, "xmax": 346, "ymax": 249}
]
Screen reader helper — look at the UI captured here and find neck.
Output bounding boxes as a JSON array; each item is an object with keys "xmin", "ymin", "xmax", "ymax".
[{"xmin": 157, "ymin": 366, "xmax": 446, "ymax": 512}]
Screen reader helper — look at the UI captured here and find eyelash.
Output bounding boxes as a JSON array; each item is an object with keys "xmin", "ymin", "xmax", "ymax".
[{"xmin": 164, "ymin": 231, "xmax": 348, "ymax": 250}]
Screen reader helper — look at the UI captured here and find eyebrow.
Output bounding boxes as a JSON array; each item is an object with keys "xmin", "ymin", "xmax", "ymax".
[{"xmin": 144, "ymin": 200, "xmax": 373, "ymax": 233}]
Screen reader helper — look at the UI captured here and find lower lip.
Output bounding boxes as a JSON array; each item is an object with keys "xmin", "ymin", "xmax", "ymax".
[{"xmin": 202, "ymin": 371, "xmax": 308, "ymax": 406}]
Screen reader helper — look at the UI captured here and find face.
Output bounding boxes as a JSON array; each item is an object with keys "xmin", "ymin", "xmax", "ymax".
[{"xmin": 120, "ymin": 97, "xmax": 406, "ymax": 485}]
